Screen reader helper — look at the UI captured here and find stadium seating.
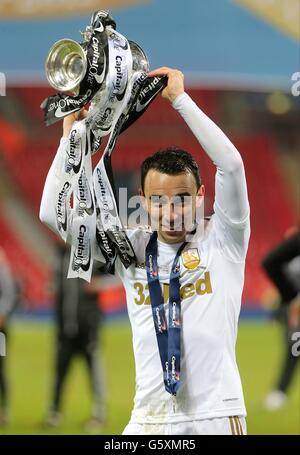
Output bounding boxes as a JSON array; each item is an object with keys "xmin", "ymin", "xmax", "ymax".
[{"xmin": 0, "ymin": 212, "xmax": 49, "ymax": 304}]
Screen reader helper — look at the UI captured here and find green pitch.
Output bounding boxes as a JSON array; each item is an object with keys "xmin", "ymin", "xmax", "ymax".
[{"xmin": 0, "ymin": 318, "xmax": 299, "ymax": 435}]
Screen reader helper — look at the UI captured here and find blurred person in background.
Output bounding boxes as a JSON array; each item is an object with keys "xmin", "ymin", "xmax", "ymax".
[
  {"xmin": 262, "ymin": 228, "xmax": 300, "ymax": 411},
  {"xmin": 45, "ymin": 242, "xmax": 106, "ymax": 432},
  {"xmin": 0, "ymin": 247, "xmax": 16, "ymax": 426}
]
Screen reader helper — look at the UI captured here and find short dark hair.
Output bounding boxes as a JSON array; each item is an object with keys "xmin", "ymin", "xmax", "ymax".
[{"xmin": 141, "ymin": 147, "xmax": 201, "ymax": 193}]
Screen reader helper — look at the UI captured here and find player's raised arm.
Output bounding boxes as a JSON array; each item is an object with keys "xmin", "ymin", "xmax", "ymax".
[{"xmin": 148, "ymin": 67, "xmax": 250, "ymax": 226}]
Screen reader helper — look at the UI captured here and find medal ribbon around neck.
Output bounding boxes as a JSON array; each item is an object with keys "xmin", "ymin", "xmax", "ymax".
[{"xmin": 146, "ymin": 231, "xmax": 187, "ymax": 396}]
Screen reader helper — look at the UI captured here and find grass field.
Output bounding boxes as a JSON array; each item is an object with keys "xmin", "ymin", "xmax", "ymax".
[{"xmin": 0, "ymin": 318, "xmax": 299, "ymax": 435}]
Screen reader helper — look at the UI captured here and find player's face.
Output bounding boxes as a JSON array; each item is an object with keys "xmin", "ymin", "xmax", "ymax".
[{"xmin": 141, "ymin": 170, "xmax": 205, "ymax": 244}]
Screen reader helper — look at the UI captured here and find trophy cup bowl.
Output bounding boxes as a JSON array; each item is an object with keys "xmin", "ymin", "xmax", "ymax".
[{"xmin": 45, "ymin": 38, "xmax": 88, "ymax": 94}]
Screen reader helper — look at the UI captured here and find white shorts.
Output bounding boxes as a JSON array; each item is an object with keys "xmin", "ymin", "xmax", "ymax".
[{"xmin": 122, "ymin": 416, "xmax": 246, "ymax": 435}]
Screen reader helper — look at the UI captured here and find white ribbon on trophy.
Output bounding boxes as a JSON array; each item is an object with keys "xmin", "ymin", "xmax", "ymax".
[{"xmin": 41, "ymin": 10, "xmax": 166, "ymax": 281}]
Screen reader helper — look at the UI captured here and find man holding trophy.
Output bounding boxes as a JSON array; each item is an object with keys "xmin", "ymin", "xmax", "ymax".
[{"xmin": 40, "ymin": 11, "xmax": 250, "ymax": 435}]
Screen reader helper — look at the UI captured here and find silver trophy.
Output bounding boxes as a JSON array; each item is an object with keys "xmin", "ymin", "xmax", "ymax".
[
  {"xmin": 42, "ymin": 9, "xmax": 165, "ymax": 142},
  {"xmin": 45, "ymin": 11, "xmax": 149, "ymax": 97},
  {"xmin": 45, "ymin": 38, "xmax": 88, "ymax": 94},
  {"xmin": 41, "ymin": 10, "xmax": 167, "ymax": 280}
]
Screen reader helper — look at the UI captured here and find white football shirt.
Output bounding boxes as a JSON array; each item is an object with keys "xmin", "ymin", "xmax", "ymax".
[
  {"xmin": 115, "ymin": 92, "xmax": 250, "ymax": 423},
  {"xmin": 116, "ymin": 209, "xmax": 250, "ymax": 423}
]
